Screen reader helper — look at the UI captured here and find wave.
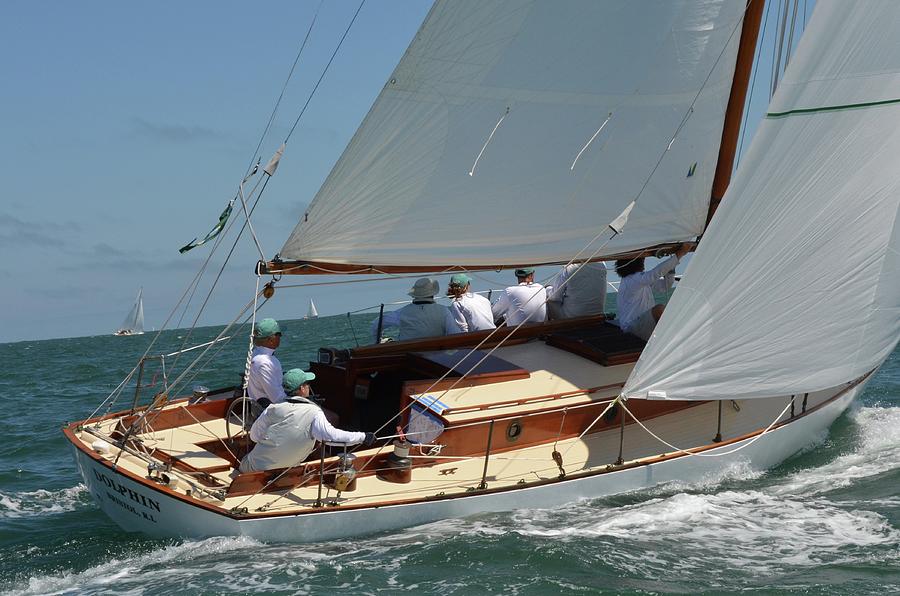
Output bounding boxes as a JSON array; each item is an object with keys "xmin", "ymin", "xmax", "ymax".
[
  {"xmin": 0, "ymin": 485, "xmax": 89, "ymax": 519},
  {"xmin": 8, "ymin": 536, "xmax": 259, "ymax": 596},
  {"xmin": 773, "ymin": 405, "xmax": 900, "ymax": 497}
]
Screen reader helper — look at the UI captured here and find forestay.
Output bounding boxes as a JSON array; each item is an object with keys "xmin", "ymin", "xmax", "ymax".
[
  {"xmin": 623, "ymin": 1, "xmax": 900, "ymax": 401},
  {"xmin": 279, "ymin": 0, "xmax": 746, "ymax": 268}
]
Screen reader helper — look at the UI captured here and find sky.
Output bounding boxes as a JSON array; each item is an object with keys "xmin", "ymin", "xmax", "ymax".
[{"xmin": 0, "ymin": 1, "xmax": 811, "ymax": 343}]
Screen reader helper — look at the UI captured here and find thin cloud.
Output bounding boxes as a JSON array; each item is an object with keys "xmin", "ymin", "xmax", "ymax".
[
  {"xmin": 90, "ymin": 242, "xmax": 127, "ymax": 257},
  {"xmin": 131, "ymin": 117, "xmax": 224, "ymax": 143},
  {"xmin": 0, "ymin": 214, "xmax": 70, "ymax": 248}
]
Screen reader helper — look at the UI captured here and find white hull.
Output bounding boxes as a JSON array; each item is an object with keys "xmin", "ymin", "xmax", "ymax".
[{"xmin": 71, "ymin": 384, "xmax": 861, "ymax": 542}]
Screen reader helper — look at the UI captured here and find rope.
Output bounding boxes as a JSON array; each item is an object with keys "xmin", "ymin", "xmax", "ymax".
[
  {"xmin": 243, "ymin": 277, "xmax": 262, "ymax": 397},
  {"xmin": 179, "ymin": 405, "xmax": 240, "ymax": 463},
  {"xmin": 617, "ymin": 398, "xmax": 793, "ymax": 459},
  {"xmin": 561, "ymin": 398, "xmax": 620, "ymax": 458}
]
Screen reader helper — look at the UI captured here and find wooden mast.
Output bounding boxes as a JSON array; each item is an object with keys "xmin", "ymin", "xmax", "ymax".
[{"xmin": 706, "ymin": 0, "xmax": 767, "ymax": 227}]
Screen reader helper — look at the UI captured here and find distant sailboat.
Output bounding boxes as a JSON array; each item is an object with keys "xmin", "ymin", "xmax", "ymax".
[
  {"xmin": 113, "ymin": 288, "xmax": 145, "ymax": 336},
  {"xmin": 305, "ymin": 298, "xmax": 318, "ymax": 319}
]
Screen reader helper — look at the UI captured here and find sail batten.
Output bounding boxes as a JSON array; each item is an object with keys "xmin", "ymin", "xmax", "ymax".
[
  {"xmin": 279, "ymin": 0, "xmax": 748, "ymax": 269},
  {"xmin": 623, "ymin": 1, "xmax": 900, "ymax": 401}
]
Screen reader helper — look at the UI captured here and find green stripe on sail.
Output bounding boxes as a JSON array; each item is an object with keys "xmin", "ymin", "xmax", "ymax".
[
  {"xmin": 766, "ymin": 97, "xmax": 900, "ymax": 119},
  {"xmin": 179, "ymin": 201, "xmax": 234, "ymax": 254}
]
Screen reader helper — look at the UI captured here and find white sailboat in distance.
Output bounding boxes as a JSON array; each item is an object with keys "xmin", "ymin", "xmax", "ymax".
[
  {"xmin": 113, "ymin": 288, "xmax": 144, "ymax": 336},
  {"xmin": 305, "ymin": 299, "xmax": 318, "ymax": 320},
  {"xmin": 66, "ymin": 0, "xmax": 898, "ymax": 542}
]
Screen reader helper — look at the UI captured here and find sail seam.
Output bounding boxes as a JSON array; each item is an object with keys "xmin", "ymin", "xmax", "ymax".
[{"xmin": 766, "ymin": 97, "xmax": 900, "ymax": 118}]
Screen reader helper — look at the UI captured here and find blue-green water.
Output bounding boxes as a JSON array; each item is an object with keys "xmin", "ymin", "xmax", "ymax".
[{"xmin": 1, "ymin": 316, "xmax": 898, "ymax": 595}]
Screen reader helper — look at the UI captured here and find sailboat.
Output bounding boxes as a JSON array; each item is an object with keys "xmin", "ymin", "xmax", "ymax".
[
  {"xmin": 113, "ymin": 288, "xmax": 145, "ymax": 336},
  {"xmin": 65, "ymin": 0, "xmax": 898, "ymax": 542},
  {"xmin": 305, "ymin": 299, "xmax": 318, "ymax": 320}
]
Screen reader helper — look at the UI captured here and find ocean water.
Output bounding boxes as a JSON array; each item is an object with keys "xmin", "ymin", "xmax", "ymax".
[{"xmin": 0, "ymin": 316, "xmax": 898, "ymax": 595}]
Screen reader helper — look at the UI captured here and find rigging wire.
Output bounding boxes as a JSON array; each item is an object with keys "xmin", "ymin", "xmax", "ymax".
[
  {"xmin": 165, "ymin": 3, "xmax": 325, "ymax": 369},
  {"xmin": 771, "ymin": 0, "xmax": 789, "ymax": 97},
  {"xmin": 104, "ymin": 2, "xmax": 365, "ymax": 423},
  {"xmin": 735, "ymin": 0, "xmax": 772, "ymax": 168},
  {"xmin": 170, "ymin": 173, "xmax": 269, "ymax": 372},
  {"xmin": 244, "ymin": 0, "xmax": 324, "ymax": 177},
  {"xmin": 783, "ymin": 0, "xmax": 800, "ymax": 73},
  {"xmin": 285, "ymin": 0, "xmax": 366, "ymax": 143}
]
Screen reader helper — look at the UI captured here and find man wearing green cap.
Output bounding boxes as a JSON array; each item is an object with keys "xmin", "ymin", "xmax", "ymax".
[
  {"xmin": 491, "ymin": 267, "xmax": 547, "ymax": 326},
  {"xmin": 247, "ymin": 318, "xmax": 287, "ymax": 407},
  {"xmin": 445, "ymin": 273, "xmax": 495, "ymax": 333},
  {"xmin": 240, "ymin": 368, "xmax": 375, "ymax": 473}
]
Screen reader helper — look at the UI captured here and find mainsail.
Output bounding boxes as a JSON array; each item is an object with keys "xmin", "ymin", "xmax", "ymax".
[
  {"xmin": 279, "ymin": 0, "xmax": 749, "ymax": 270},
  {"xmin": 116, "ymin": 288, "xmax": 145, "ymax": 335},
  {"xmin": 623, "ymin": 0, "xmax": 900, "ymax": 401}
]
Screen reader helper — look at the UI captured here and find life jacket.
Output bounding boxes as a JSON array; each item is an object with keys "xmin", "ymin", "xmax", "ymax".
[{"xmin": 240, "ymin": 400, "xmax": 320, "ymax": 472}]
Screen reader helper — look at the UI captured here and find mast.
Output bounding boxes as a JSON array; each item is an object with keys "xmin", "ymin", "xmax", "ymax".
[{"xmin": 706, "ymin": 0, "xmax": 767, "ymax": 227}]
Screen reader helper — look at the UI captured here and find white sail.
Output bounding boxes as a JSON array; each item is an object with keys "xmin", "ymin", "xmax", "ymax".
[
  {"xmin": 279, "ymin": 0, "xmax": 747, "ymax": 268},
  {"xmin": 623, "ymin": 0, "xmax": 900, "ymax": 401},
  {"xmin": 307, "ymin": 299, "xmax": 318, "ymax": 319},
  {"xmin": 115, "ymin": 288, "xmax": 145, "ymax": 335}
]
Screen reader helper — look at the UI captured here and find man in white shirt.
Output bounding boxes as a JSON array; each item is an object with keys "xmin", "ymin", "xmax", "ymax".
[
  {"xmin": 547, "ymin": 261, "xmax": 608, "ymax": 320},
  {"xmin": 240, "ymin": 368, "xmax": 375, "ymax": 473},
  {"xmin": 247, "ymin": 318, "xmax": 287, "ymax": 407},
  {"xmin": 445, "ymin": 273, "xmax": 496, "ymax": 334},
  {"xmin": 491, "ymin": 267, "xmax": 547, "ymax": 326},
  {"xmin": 372, "ymin": 277, "xmax": 449, "ymax": 343},
  {"xmin": 615, "ymin": 244, "xmax": 689, "ymax": 341}
]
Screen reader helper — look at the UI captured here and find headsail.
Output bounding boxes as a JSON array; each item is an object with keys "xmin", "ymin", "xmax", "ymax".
[
  {"xmin": 623, "ymin": 0, "xmax": 900, "ymax": 401},
  {"xmin": 278, "ymin": 0, "xmax": 748, "ymax": 271}
]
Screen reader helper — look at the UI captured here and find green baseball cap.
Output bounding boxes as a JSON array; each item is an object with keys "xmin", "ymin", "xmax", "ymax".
[
  {"xmin": 283, "ymin": 368, "xmax": 316, "ymax": 393},
  {"xmin": 514, "ymin": 267, "xmax": 535, "ymax": 277},
  {"xmin": 449, "ymin": 273, "xmax": 471, "ymax": 287},
  {"xmin": 254, "ymin": 318, "xmax": 282, "ymax": 338}
]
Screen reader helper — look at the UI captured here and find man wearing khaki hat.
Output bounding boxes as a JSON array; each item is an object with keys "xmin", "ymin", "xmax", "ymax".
[
  {"xmin": 247, "ymin": 318, "xmax": 287, "ymax": 407},
  {"xmin": 491, "ymin": 267, "xmax": 547, "ymax": 326},
  {"xmin": 371, "ymin": 277, "xmax": 448, "ymax": 343}
]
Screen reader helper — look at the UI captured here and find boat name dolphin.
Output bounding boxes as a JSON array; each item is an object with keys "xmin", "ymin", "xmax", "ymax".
[{"xmin": 93, "ymin": 469, "xmax": 161, "ymax": 520}]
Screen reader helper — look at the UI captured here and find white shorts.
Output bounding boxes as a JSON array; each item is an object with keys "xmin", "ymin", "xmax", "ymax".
[{"xmin": 623, "ymin": 309, "xmax": 657, "ymax": 341}]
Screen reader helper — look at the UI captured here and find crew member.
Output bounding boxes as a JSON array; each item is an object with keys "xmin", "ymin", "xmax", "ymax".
[
  {"xmin": 445, "ymin": 273, "xmax": 495, "ymax": 333},
  {"xmin": 239, "ymin": 368, "xmax": 375, "ymax": 473},
  {"xmin": 372, "ymin": 277, "xmax": 448, "ymax": 342},
  {"xmin": 615, "ymin": 243, "xmax": 689, "ymax": 340},
  {"xmin": 247, "ymin": 318, "xmax": 286, "ymax": 407},
  {"xmin": 547, "ymin": 261, "xmax": 608, "ymax": 319},
  {"xmin": 491, "ymin": 267, "xmax": 547, "ymax": 326}
]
